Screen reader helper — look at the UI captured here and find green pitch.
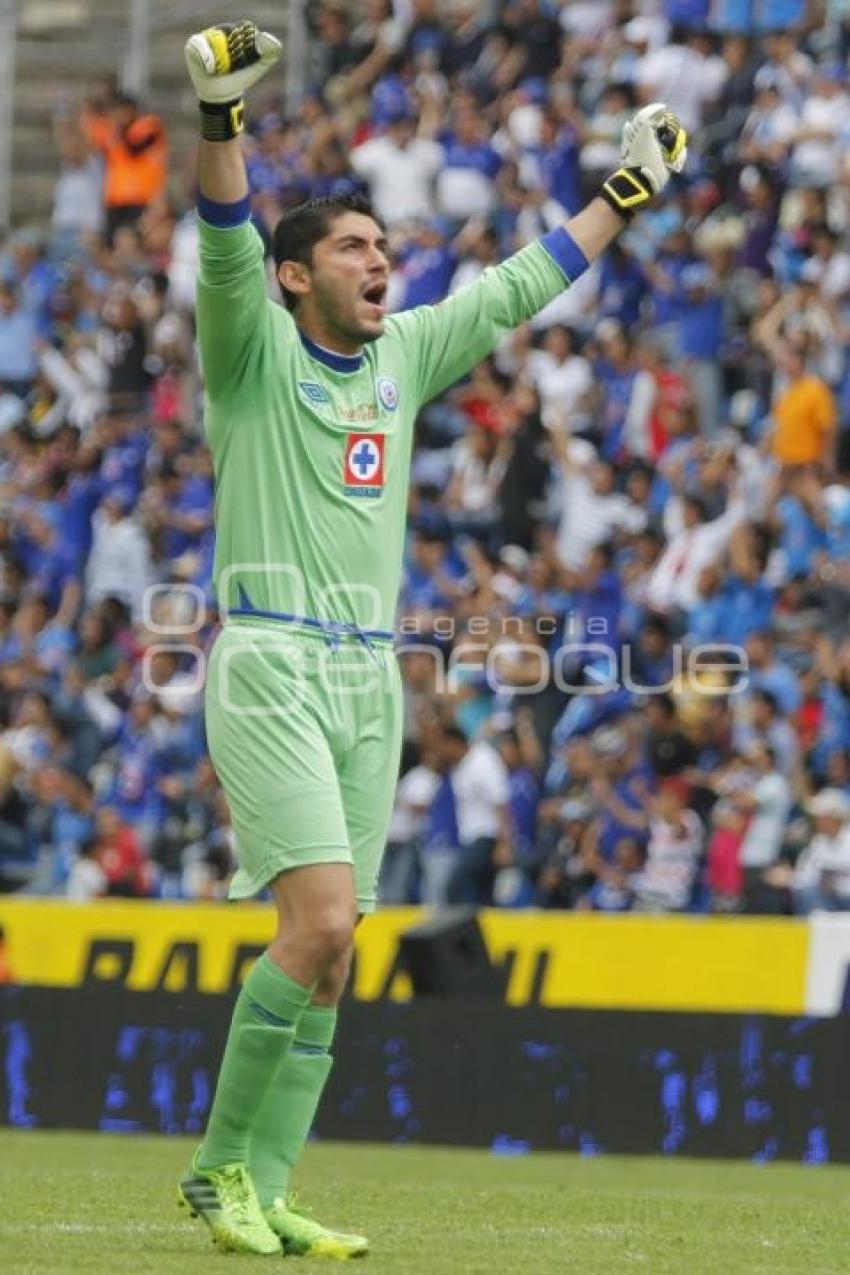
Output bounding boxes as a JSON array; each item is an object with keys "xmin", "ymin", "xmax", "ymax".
[{"xmin": 1, "ymin": 1131, "xmax": 849, "ymax": 1274}]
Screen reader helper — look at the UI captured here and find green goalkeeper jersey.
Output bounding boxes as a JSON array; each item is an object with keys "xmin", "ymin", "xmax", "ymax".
[{"xmin": 197, "ymin": 216, "xmax": 582, "ymax": 634}]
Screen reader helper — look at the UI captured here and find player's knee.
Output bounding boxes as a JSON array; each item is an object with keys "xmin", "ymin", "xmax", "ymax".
[
  {"xmin": 304, "ymin": 909, "xmax": 356, "ymax": 971},
  {"xmin": 315, "ymin": 947, "xmax": 354, "ymax": 1004}
]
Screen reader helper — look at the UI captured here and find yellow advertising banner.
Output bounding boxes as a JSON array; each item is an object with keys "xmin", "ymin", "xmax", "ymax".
[{"xmin": 0, "ymin": 899, "xmax": 809, "ymax": 1014}]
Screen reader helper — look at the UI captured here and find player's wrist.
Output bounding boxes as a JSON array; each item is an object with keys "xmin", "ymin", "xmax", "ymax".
[
  {"xmin": 598, "ymin": 167, "xmax": 655, "ymax": 223},
  {"xmin": 199, "ymin": 97, "xmax": 246, "ymax": 142}
]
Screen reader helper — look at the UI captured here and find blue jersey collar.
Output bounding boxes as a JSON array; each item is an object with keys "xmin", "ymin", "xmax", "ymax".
[{"xmin": 298, "ymin": 329, "xmax": 365, "ymax": 374}]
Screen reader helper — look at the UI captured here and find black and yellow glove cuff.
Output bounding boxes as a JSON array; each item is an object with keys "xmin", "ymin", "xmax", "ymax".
[
  {"xmin": 657, "ymin": 116, "xmax": 687, "ymax": 168},
  {"xmin": 199, "ymin": 97, "xmax": 245, "ymax": 141},
  {"xmin": 599, "ymin": 167, "xmax": 654, "ymax": 222}
]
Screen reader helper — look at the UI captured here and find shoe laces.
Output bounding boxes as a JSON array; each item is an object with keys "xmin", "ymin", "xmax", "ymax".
[
  {"xmin": 220, "ymin": 1166, "xmax": 257, "ymax": 1222},
  {"xmin": 280, "ymin": 1191, "xmax": 313, "ymax": 1221}
]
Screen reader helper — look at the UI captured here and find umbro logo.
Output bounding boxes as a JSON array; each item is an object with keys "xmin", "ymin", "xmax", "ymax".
[{"xmin": 298, "ymin": 381, "xmax": 331, "ymax": 406}]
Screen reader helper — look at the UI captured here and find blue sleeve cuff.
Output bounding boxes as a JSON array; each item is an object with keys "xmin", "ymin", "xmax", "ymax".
[
  {"xmin": 540, "ymin": 228, "xmax": 589, "ymax": 284},
  {"xmin": 197, "ymin": 192, "xmax": 251, "ymax": 228}
]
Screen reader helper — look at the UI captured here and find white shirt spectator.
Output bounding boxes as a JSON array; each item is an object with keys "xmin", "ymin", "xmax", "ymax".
[
  {"xmin": 169, "ymin": 214, "xmax": 201, "ymax": 312},
  {"xmin": 527, "ymin": 348, "xmax": 593, "ymax": 431},
  {"xmin": 52, "ymin": 157, "xmax": 104, "ymax": 238},
  {"xmin": 387, "ymin": 764, "xmax": 439, "ymax": 843},
  {"xmin": 560, "ymin": 0, "xmax": 615, "ymax": 40},
  {"xmin": 86, "ymin": 506, "xmax": 153, "ymax": 623},
  {"xmin": 757, "ymin": 52, "xmax": 813, "ymax": 108},
  {"xmin": 733, "ymin": 717, "xmax": 799, "ymax": 778},
  {"xmin": 448, "ymin": 437, "xmax": 506, "ymax": 515},
  {"xmin": 634, "ymin": 810, "xmax": 703, "ymax": 911},
  {"xmin": 66, "ymin": 853, "xmax": 107, "ymax": 901},
  {"xmin": 579, "ymin": 108, "xmax": 630, "ymax": 174},
  {"xmin": 452, "ymin": 740, "xmax": 509, "ymax": 845},
  {"xmin": 807, "ymin": 250, "xmax": 850, "ymax": 304},
  {"xmin": 794, "ymin": 826, "xmax": 850, "ymax": 896},
  {"xmin": 38, "ymin": 344, "xmax": 107, "ymax": 434},
  {"xmin": 2, "ymin": 724, "xmax": 47, "ymax": 772},
  {"xmin": 155, "ymin": 669, "xmax": 203, "ymax": 718},
  {"xmin": 556, "ymin": 465, "xmax": 647, "ymax": 569},
  {"xmin": 436, "ymin": 169, "xmax": 494, "ymax": 221},
  {"xmin": 636, "ymin": 44, "xmax": 724, "ymax": 133},
  {"xmin": 793, "ymin": 90, "xmax": 849, "ymax": 185},
  {"xmin": 646, "ymin": 495, "xmax": 747, "ymax": 612},
  {"xmin": 739, "ymin": 772, "xmax": 792, "ymax": 869},
  {"xmin": 449, "ymin": 257, "xmax": 486, "ymax": 295},
  {"xmin": 505, "ymin": 101, "xmax": 543, "ymax": 150},
  {"xmin": 350, "ymin": 136, "xmax": 443, "ymax": 225},
  {"xmin": 741, "ymin": 98, "xmax": 798, "ymax": 156}
]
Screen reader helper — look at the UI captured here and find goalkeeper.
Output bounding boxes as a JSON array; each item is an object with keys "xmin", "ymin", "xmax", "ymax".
[{"xmin": 177, "ymin": 17, "xmax": 687, "ymax": 1260}]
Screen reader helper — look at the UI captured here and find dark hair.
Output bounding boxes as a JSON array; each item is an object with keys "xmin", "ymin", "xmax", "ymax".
[
  {"xmin": 591, "ymin": 541, "xmax": 615, "ymax": 568},
  {"xmin": 684, "ymin": 493, "xmax": 708, "ymax": 521},
  {"xmin": 643, "ymin": 615, "xmax": 671, "ymax": 640},
  {"xmin": 272, "ymin": 193, "xmax": 384, "ymax": 312},
  {"xmin": 752, "ymin": 688, "xmax": 779, "ymax": 715}
]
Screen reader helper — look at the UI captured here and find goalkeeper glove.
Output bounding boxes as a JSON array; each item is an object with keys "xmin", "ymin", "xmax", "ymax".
[
  {"xmin": 184, "ymin": 19, "xmax": 282, "ymax": 141},
  {"xmin": 599, "ymin": 103, "xmax": 687, "ymax": 221}
]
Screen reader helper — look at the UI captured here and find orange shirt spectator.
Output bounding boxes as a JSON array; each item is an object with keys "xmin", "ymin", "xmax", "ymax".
[
  {"xmin": 84, "ymin": 92, "xmax": 167, "ymax": 237},
  {"xmin": 773, "ymin": 372, "xmax": 837, "ymax": 467}
]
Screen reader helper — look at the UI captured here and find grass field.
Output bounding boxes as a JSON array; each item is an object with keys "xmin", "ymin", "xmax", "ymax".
[{"xmin": 1, "ymin": 1132, "xmax": 850, "ymax": 1274}]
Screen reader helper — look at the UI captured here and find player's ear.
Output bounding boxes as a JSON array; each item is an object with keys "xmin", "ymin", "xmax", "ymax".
[{"xmin": 277, "ymin": 259, "xmax": 311, "ymax": 300}]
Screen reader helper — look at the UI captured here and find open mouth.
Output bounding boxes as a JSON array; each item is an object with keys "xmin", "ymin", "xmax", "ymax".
[{"xmin": 362, "ymin": 282, "xmax": 387, "ymax": 311}]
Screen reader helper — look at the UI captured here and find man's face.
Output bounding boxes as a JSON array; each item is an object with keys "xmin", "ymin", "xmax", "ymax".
[
  {"xmin": 388, "ymin": 117, "xmax": 416, "ymax": 148},
  {"xmin": 282, "ymin": 211, "xmax": 390, "ymax": 346},
  {"xmin": 683, "ymin": 499, "xmax": 703, "ymax": 529},
  {"xmin": 751, "ymin": 698, "xmax": 771, "ymax": 729},
  {"xmin": 591, "ymin": 462, "xmax": 614, "ymax": 495},
  {"xmin": 657, "ymin": 788, "xmax": 683, "ymax": 823},
  {"xmin": 642, "ymin": 627, "xmax": 665, "ymax": 658},
  {"xmin": 455, "ymin": 108, "xmax": 479, "ymax": 144},
  {"xmin": 746, "ymin": 635, "xmax": 769, "ymax": 668},
  {"xmin": 417, "ymin": 537, "xmax": 444, "ymax": 571},
  {"xmin": 626, "ymin": 470, "xmax": 649, "ymax": 503},
  {"xmin": 441, "ymin": 734, "xmax": 466, "ymax": 768}
]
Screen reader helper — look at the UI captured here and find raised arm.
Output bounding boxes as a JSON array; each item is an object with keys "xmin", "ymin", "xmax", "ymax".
[
  {"xmin": 392, "ymin": 105, "xmax": 687, "ymax": 407},
  {"xmin": 184, "ymin": 20, "xmax": 282, "ymax": 399},
  {"xmin": 197, "ymin": 136, "xmax": 248, "ymax": 205}
]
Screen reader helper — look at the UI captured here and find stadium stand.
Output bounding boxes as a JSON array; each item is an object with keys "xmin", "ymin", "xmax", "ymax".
[{"xmin": 0, "ymin": 0, "xmax": 848, "ymax": 917}]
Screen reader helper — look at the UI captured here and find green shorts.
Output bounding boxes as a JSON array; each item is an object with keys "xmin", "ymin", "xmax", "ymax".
[{"xmin": 205, "ymin": 620, "xmax": 403, "ymax": 913}]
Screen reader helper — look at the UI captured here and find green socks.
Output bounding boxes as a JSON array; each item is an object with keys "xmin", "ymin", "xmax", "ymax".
[
  {"xmin": 249, "ymin": 1003, "xmax": 338, "ymax": 1208},
  {"xmin": 197, "ymin": 953, "xmax": 312, "ymax": 1170},
  {"xmin": 196, "ymin": 949, "xmax": 338, "ymax": 1199}
]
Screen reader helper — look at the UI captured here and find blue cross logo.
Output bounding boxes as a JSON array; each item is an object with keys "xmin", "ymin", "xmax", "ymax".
[{"xmin": 352, "ymin": 441, "xmax": 378, "ymax": 477}]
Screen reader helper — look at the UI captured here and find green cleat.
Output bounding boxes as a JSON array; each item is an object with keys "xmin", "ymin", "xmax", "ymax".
[
  {"xmin": 177, "ymin": 1153, "xmax": 282, "ymax": 1255},
  {"xmin": 264, "ymin": 1195, "xmax": 369, "ymax": 1260}
]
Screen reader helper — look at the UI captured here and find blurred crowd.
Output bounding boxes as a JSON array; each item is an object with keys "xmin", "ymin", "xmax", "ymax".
[{"xmin": 0, "ymin": 0, "xmax": 849, "ymax": 914}]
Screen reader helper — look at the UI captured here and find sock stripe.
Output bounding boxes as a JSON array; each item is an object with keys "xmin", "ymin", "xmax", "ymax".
[
  {"xmin": 294, "ymin": 1004, "xmax": 338, "ymax": 1052},
  {"xmin": 247, "ymin": 996, "xmax": 294, "ymax": 1028}
]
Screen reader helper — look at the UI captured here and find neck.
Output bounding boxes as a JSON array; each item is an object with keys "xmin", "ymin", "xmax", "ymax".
[
  {"xmin": 297, "ymin": 325, "xmax": 365, "ymax": 375},
  {"xmin": 297, "ymin": 313, "xmax": 362, "ymax": 358}
]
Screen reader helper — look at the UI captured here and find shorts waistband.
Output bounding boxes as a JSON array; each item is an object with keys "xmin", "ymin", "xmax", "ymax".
[{"xmin": 226, "ymin": 606, "xmax": 394, "ymax": 655}]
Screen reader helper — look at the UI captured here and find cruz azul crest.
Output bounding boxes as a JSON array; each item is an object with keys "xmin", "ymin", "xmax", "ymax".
[{"xmin": 344, "ymin": 433, "xmax": 385, "ymax": 498}]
